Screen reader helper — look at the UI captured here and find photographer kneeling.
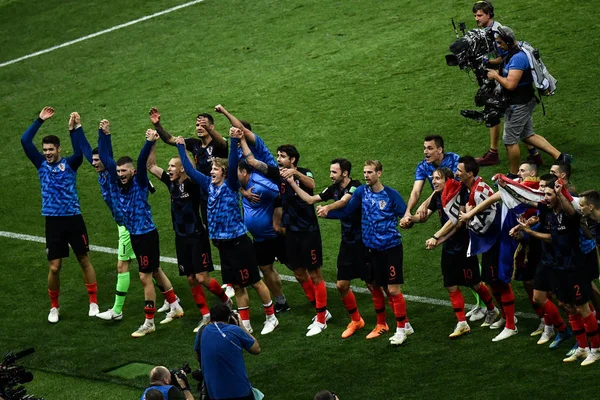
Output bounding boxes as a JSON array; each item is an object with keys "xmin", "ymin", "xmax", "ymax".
[
  {"xmin": 196, "ymin": 303, "xmax": 261, "ymax": 400},
  {"xmin": 141, "ymin": 366, "xmax": 194, "ymax": 400}
]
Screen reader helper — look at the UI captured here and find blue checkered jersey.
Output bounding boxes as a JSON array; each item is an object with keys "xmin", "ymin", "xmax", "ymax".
[
  {"xmin": 99, "ymin": 135, "xmax": 156, "ymax": 235},
  {"xmin": 327, "ymin": 185, "xmax": 407, "ymax": 251},
  {"xmin": 414, "ymin": 152, "xmax": 460, "ymax": 190},
  {"xmin": 159, "ymin": 171, "xmax": 207, "ymax": 237},
  {"xmin": 236, "ymin": 133, "xmax": 277, "ymax": 168},
  {"xmin": 319, "ymin": 179, "xmax": 362, "ymax": 245},
  {"xmin": 178, "ymin": 143, "xmax": 247, "ymax": 240},
  {"xmin": 21, "ymin": 119, "xmax": 83, "ymax": 216}
]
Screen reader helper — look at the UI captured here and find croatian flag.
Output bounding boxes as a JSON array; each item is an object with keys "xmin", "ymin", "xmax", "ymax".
[
  {"xmin": 441, "ymin": 178, "xmax": 463, "ymax": 225},
  {"xmin": 467, "ymin": 177, "xmax": 500, "ymax": 257},
  {"xmin": 493, "ymin": 174, "xmax": 544, "ymax": 210}
]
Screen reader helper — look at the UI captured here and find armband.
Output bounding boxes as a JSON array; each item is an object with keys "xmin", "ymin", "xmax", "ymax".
[{"xmin": 432, "ymin": 235, "xmax": 439, "ymax": 241}]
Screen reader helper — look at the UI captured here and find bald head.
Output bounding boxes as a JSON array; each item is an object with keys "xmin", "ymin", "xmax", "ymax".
[{"xmin": 149, "ymin": 366, "xmax": 171, "ymax": 385}]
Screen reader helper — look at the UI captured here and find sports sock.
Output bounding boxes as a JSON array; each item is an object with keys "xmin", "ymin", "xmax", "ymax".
[
  {"xmin": 275, "ymin": 295, "xmax": 287, "ymax": 305},
  {"xmin": 113, "ymin": 271, "xmax": 130, "ymax": 314},
  {"xmin": 369, "ymin": 286, "xmax": 387, "ymax": 325},
  {"xmin": 85, "ymin": 282, "xmax": 98, "ymax": 304},
  {"xmin": 541, "ymin": 299, "xmax": 566, "ymax": 331},
  {"xmin": 390, "ymin": 293, "xmax": 407, "ymax": 328},
  {"xmin": 500, "ymin": 284, "xmax": 516, "ymax": 330},
  {"xmin": 341, "ymin": 291, "xmax": 361, "ymax": 322},
  {"xmin": 583, "ymin": 313, "xmax": 600, "ymax": 349},
  {"xmin": 48, "ymin": 289, "xmax": 60, "ymax": 309},
  {"xmin": 144, "ymin": 300, "xmax": 156, "ymax": 321},
  {"xmin": 568, "ymin": 314, "xmax": 588, "ymax": 349},
  {"xmin": 192, "ymin": 285, "xmax": 209, "ymax": 316},
  {"xmin": 314, "ymin": 281, "xmax": 328, "ymax": 324},
  {"xmin": 474, "ymin": 284, "xmax": 494, "ymax": 311},
  {"xmin": 162, "ymin": 288, "xmax": 178, "ymax": 305},
  {"xmin": 263, "ymin": 301, "xmax": 275, "ymax": 317},
  {"xmin": 449, "ymin": 289, "xmax": 466, "ymax": 322},
  {"xmin": 238, "ymin": 306, "xmax": 250, "ymax": 322},
  {"xmin": 300, "ymin": 280, "xmax": 316, "ymax": 305},
  {"xmin": 207, "ymin": 278, "xmax": 228, "ymax": 302}
]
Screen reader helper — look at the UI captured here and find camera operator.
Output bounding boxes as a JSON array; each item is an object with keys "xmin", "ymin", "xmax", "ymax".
[
  {"xmin": 486, "ymin": 26, "xmax": 572, "ymax": 178},
  {"xmin": 198, "ymin": 303, "xmax": 260, "ymax": 400},
  {"xmin": 140, "ymin": 366, "xmax": 194, "ymax": 400}
]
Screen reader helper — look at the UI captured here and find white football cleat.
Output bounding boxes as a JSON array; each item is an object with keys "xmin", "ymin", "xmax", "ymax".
[
  {"xmin": 193, "ymin": 315, "xmax": 210, "ymax": 333},
  {"xmin": 48, "ymin": 307, "xmax": 60, "ymax": 324},
  {"xmin": 306, "ymin": 310, "xmax": 332, "ymax": 330},
  {"xmin": 404, "ymin": 322, "xmax": 415, "ymax": 336},
  {"xmin": 160, "ymin": 306, "xmax": 184, "ymax": 324},
  {"xmin": 563, "ymin": 347, "xmax": 590, "ymax": 363},
  {"xmin": 157, "ymin": 299, "xmax": 170, "ymax": 313},
  {"xmin": 530, "ymin": 319, "xmax": 545, "ymax": 336},
  {"xmin": 131, "ymin": 322, "xmax": 155, "ymax": 338},
  {"xmin": 88, "ymin": 303, "xmax": 100, "ymax": 317},
  {"xmin": 467, "ymin": 306, "xmax": 486, "ymax": 322},
  {"xmin": 222, "ymin": 284, "xmax": 235, "ymax": 299},
  {"xmin": 96, "ymin": 308, "xmax": 123, "ymax": 321},
  {"xmin": 261, "ymin": 316, "xmax": 279, "ymax": 335},
  {"xmin": 480, "ymin": 307, "xmax": 500, "ymax": 327},
  {"xmin": 449, "ymin": 321, "xmax": 471, "ymax": 339},
  {"xmin": 581, "ymin": 348, "xmax": 600, "ymax": 366},
  {"xmin": 536, "ymin": 325, "xmax": 555, "ymax": 345},
  {"xmin": 306, "ymin": 321, "xmax": 327, "ymax": 337},
  {"xmin": 492, "ymin": 327, "xmax": 518, "ymax": 342},
  {"xmin": 389, "ymin": 329, "xmax": 407, "ymax": 346}
]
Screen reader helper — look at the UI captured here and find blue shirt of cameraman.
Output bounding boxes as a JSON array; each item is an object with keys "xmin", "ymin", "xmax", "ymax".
[{"xmin": 503, "ymin": 50, "xmax": 533, "ymax": 87}]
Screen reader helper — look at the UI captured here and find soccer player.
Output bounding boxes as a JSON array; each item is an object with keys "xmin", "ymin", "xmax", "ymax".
[
  {"xmin": 289, "ymin": 158, "xmax": 367, "ymax": 338},
  {"xmin": 21, "ymin": 107, "xmax": 99, "ymax": 323},
  {"xmin": 322, "ymin": 160, "xmax": 413, "ymax": 346},
  {"xmin": 176, "ymin": 136, "xmax": 279, "ymax": 335},
  {"xmin": 72, "ymin": 118, "xmax": 135, "ymax": 321},
  {"xmin": 98, "ymin": 126, "xmax": 183, "ymax": 337},
  {"xmin": 146, "ymin": 130, "xmax": 231, "ymax": 333},
  {"xmin": 405, "ymin": 167, "xmax": 497, "ymax": 338}
]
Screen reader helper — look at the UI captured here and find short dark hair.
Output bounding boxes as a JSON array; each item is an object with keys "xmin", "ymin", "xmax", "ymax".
[
  {"xmin": 424, "ymin": 135, "xmax": 444, "ymax": 151},
  {"xmin": 277, "ymin": 144, "xmax": 300, "ymax": 166},
  {"xmin": 540, "ymin": 173, "xmax": 557, "ymax": 189},
  {"xmin": 580, "ymin": 190, "xmax": 600, "ymax": 209},
  {"xmin": 116, "ymin": 156, "xmax": 134, "ymax": 166},
  {"xmin": 210, "ymin": 303, "xmax": 231, "ymax": 323},
  {"xmin": 331, "ymin": 158, "xmax": 352, "ymax": 175},
  {"xmin": 434, "ymin": 167, "xmax": 454, "ymax": 181},
  {"xmin": 552, "ymin": 160, "xmax": 572, "ymax": 180},
  {"xmin": 240, "ymin": 120, "xmax": 252, "ymax": 131},
  {"xmin": 238, "ymin": 159, "xmax": 251, "ymax": 174},
  {"xmin": 92, "ymin": 147, "xmax": 99, "ymax": 155},
  {"xmin": 144, "ymin": 389, "xmax": 165, "ymax": 400},
  {"xmin": 197, "ymin": 113, "xmax": 215, "ymax": 125},
  {"xmin": 520, "ymin": 161, "xmax": 538, "ymax": 175},
  {"xmin": 42, "ymin": 135, "xmax": 60, "ymax": 147},
  {"xmin": 314, "ymin": 390, "xmax": 335, "ymax": 400},
  {"xmin": 473, "ymin": 0, "xmax": 494, "ymax": 16},
  {"xmin": 458, "ymin": 155, "xmax": 479, "ymax": 177}
]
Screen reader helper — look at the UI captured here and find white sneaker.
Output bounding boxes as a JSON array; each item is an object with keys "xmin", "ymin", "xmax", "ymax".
[
  {"xmin": 160, "ymin": 306, "xmax": 184, "ymax": 324},
  {"xmin": 492, "ymin": 327, "xmax": 518, "ymax": 342},
  {"xmin": 449, "ymin": 321, "xmax": 471, "ymax": 339},
  {"xmin": 306, "ymin": 310, "xmax": 332, "ymax": 330},
  {"xmin": 243, "ymin": 320, "xmax": 253, "ymax": 334},
  {"xmin": 530, "ymin": 319, "xmax": 545, "ymax": 336},
  {"xmin": 224, "ymin": 298, "xmax": 233, "ymax": 309},
  {"xmin": 157, "ymin": 299, "xmax": 170, "ymax": 313},
  {"xmin": 222, "ymin": 284, "xmax": 235, "ymax": 299},
  {"xmin": 48, "ymin": 307, "xmax": 60, "ymax": 324},
  {"xmin": 96, "ymin": 308, "xmax": 123, "ymax": 321},
  {"xmin": 563, "ymin": 347, "xmax": 590, "ymax": 363},
  {"xmin": 581, "ymin": 348, "xmax": 600, "ymax": 366},
  {"xmin": 131, "ymin": 322, "xmax": 155, "ymax": 338},
  {"xmin": 193, "ymin": 315, "xmax": 210, "ymax": 333},
  {"xmin": 390, "ymin": 329, "xmax": 407, "ymax": 346},
  {"xmin": 404, "ymin": 322, "xmax": 415, "ymax": 336},
  {"xmin": 261, "ymin": 316, "xmax": 279, "ymax": 335},
  {"xmin": 490, "ymin": 316, "xmax": 518, "ymax": 330},
  {"xmin": 467, "ymin": 306, "xmax": 486, "ymax": 322},
  {"xmin": 306, "ymin": 321, "xmax": 327, "ymax": 337},
  {"xmin": 481, "ymin": 307, "xmax": 500, "ymax": 327},
  {"xmin": 88, "ymin": 303, "xmax": 100, "ymax": 317},
  {"xmin": 537, "ymin": 325, "xmax": 555, "ymax": 345}
]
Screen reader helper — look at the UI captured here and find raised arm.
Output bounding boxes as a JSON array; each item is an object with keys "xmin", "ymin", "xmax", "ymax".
[
  {"xmin": 149, "ymin": 107, "xmax": 176, "ymax": 146},
  {"xmin": 98, "ymin": 127, "xmax": 118, "ymax": 182},
  {"xmin": 215, "ymin": 104, "xmax": 256, "ymax": 145},
  {"xmin": 227, "ymin": 137, "xmax": 241, "ymax": 192},
  {"xmin": 73, "ymin": 120, "xmax": 94, "ymax": 165},
  {"xmin": 65, "ymin": 112, "xmax": 83, "ymax": 170},
  {"xmin": 21, "ymin": 107, "xmax": 54, "ymax": 168},
  {"xmin": 176, "ymin": 137, "xmax": 210, "ymax": 190},
  {"xmin": 135, "ymin": 135, "xmax": 156, "ymax": 188},
  {"xmin": 238, "ymin": 131, "xmax": 270, "ymax": 174},
  {"xmin": 145, "ymin": 129, "xmax": 164, "ymax": 180}
]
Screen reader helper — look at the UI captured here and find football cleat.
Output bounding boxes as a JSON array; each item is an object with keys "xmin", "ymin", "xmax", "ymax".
[
  {"xmin": 307, "ymin": 310, "xmax": 332, "ymax": 330},
  {"xmin": 274, "ymin": 302, "xmax": 291, "ymax": 313},
  {"xmin": 366, "ymin": 324, "xmax": 389, "ymax": 340},
  {"xmin": 581, "ymin": 348, "xmax": 600, "ymax": 366},
  {"xmin": 341, "ymin": 318, "xmax": 365, "ymax": 339},
  {"xmin": 306, "ymin": 322, "xmax": 327, "ymax": 337},
  {"xmin": 467, "ymin": 306, "xmax": 486, "ymax": 322},
  {"xmin": 492, "ymin": 327, "xmax": 518, "ymax": 342},
  {"xmin": 530, "ymin": 319, "xmax": 545, "ymax": 336},
  {"xmin": 549, "ymin": 327, "xmax": 573, "ymax": 350},
  {"xmin": 222, "ymin": 284, "xmax": 235, "ymax": 299},
  {"xmin": 481, "ymin": 307, "xmax": 500, "ymax": 327},
  {"xmin": 193, "ymin": 315, "xmax": 210, "ymax": 333},
  {"xmin": 490, "ymin": 315, "xmax": 518, "ymax": 330},
  {"xmin": 404, "ymin": 322, "xmax": 415, "ymax": 336},
  {"xmin": 131, "ymin": 322, "xmax": 155, "ymax": 338},
  {"xmin": 160, "ymin": 306, "xmax": 184, "ymax": 324},
  {"xmin": 48, "ymin": 307, "xmax": 60, "ymax": 324},
  {"xmin": 389, "ymin": 329, "xmax": 407, "ymax": 346},
  {"xmin": 88, "ymin": 303, "xmax": 99, "ymax": 317},
  {"xmin": 537, "ymin": 325, "xmax": 555, "ymax": 345},
  {"xmin": 261, "ymin": 316, "xmax": 279, "ymax": 335},
  {"xmin": 96, "ymin": 308, "xmax": 123, "ymax": 321},
  {"xmin": 563, "ymin": 347, "xmax": 589, "ymax": 363},
  {"xmin": 449, "ymin": 321, "xmax": 471, "ymax": 339}
]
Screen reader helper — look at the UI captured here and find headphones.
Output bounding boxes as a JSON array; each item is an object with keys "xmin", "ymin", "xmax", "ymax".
[
  {"xmin": 475, "ymin": 0, "xmax": 495, "ymax": 18},
  {"xmin": 496, "ymin": 26, "xmax": 514, "ymax": 46}
]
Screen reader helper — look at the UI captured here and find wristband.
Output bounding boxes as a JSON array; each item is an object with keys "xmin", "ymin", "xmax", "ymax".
[{"xmin": 432, "ymin": 235, "xmax": 439, "ymax": 240}]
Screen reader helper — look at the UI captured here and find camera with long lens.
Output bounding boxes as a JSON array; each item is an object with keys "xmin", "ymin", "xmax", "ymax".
[
  {"xmin": 0, "ymin": 348, "xmax": 43, "ymax": 400},
  {"xmin": 446, "ymin": 20, "xmax": 506, "ymax": 127},
  {"xmin": 169, "ymin": 362, "xmax": 192, "ymax": 390}
]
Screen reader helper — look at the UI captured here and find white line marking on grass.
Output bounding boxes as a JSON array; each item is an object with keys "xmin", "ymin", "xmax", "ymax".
[
  {"xmin": 0, "ymin": 230, "xmax": 538, "ymax": 318},
  {"xmin": 0, "ymin": 0, "xmax": 205, "ymax": 68}
]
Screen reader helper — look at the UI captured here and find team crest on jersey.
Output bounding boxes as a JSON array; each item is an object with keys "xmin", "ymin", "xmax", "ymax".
[
  {"xmin": 207, "ymin": 146, "xmax": 213, "ymax": 156},
  {"xmin": 379, "ymin": 200, "xmax": 387, "ymax": 210},
  {"xmin": 58, "ymin": 163, "xmax": 65, "ymax": 172}
]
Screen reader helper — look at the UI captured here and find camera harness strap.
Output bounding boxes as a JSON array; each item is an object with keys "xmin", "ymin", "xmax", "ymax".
[{"xmin": 213, "ymin": 322, "xmax": 243, "ymax": 351}]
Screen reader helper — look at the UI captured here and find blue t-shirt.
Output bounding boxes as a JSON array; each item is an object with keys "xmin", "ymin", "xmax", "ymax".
[
  {"xmin": 503, "ymin": 50, "xmax": 533, "ymax": 86},
  {"xmin": 328, "ymin": 185, "xmax": 407, "ymax": 251},
  {"xmin": 414, "ymin": 152, "xmax": 460, "ymax": 190},
  {"xmin": 21, "ymin": 120, "xmax": 83, "ymax": 217},
  {"xmin": 242, "ymin": 172, "xmax": 279, "ymax": 242},
  {"xmin": 199, "ymin": 323, "xmax": 254, "ymax": 400},
  {"xmin": 236, "ymin": 133, "xmax": 277, "ymax": 168}
]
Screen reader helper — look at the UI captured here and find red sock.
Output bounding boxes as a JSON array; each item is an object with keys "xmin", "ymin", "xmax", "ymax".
[
  {"xmin": 500, "ymin": 284, "xmax": 516, "ymax": 330},
  {"xmin": 583, "ymin": 313, "xmax": 600, "ymax": 349},
  {"xmin": 162, "ymin": 288, "xmax": 177, "ymax": 304},
  {"xmin": 474, "ymin": 284, "xmax": 494, "ymax": 311},
  {"xmin": 341, "ymin": 291, "xmax": 361, "ymax": 322},
  {"xmin": 144, "ymin": 301, "xmax": 156, "ymax": 320},
  {"xmin": 192, "ymin": 285, "xmax": 209, "ymax": 315},
  {"xmin": 314, "ymin": 281, "xmax": 328, "ymax": 324},
  {"xmin": 369, "ymin": 286, "xmax": 387, "ymax": 325},
  {"xmin": 85, "ymin": 282, "xmax": 97, "ymax": 304},
  {"xmin": 48, "ymin": 289, "xmax": 60, "ymax": 309},
  {"xmin": 568, "ymin": 314, "xmax": 588, "ymax": 348},
  {"xmin": 541, "ymin": 299, "xmax": 566, "ymax": 331},
  {"xmin": 390, "ymin": 293, "xmax": 407, "ymax": 328},
  {"xmin": 238, "ymin": 306, "xmax": 250, "ymax": 321},
  {"xmin": 301, "ymin": 280, "xmax": 316, "ymax": 305},
  {"xmin": 449, "ymin": 289, "xmax": 466, "ymax": 322},
  {"xmin": 263, "ymin": 301, "xmax": 275, "ymax": 317},
  {"xmin": 207, "ymin": 278, "xmax": 228, "ymax": 302}
]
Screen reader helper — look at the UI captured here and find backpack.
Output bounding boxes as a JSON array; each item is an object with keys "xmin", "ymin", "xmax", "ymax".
[{"xmin": 518, "ymin": 41, "xmax": 557, "ymax": 96}]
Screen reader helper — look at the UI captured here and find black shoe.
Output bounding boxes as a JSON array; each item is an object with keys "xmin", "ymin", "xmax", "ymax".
[{"xmin": 274, "ymin": 302, "xmax": 291, "ymax": 313}]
